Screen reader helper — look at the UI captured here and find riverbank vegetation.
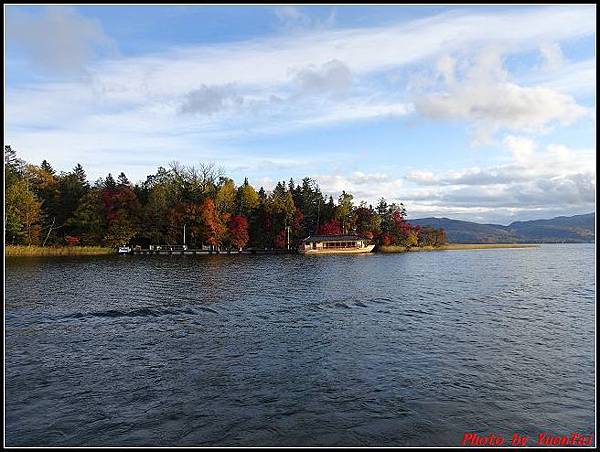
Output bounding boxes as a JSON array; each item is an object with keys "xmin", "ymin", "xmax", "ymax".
[
  {"xmin": 5, "ymin": 145, "xmax": 446, "ymax": 252},
  {"xmin": 5, "ymin": 245, "xmax": 113, "ymax": 256},
  {"xmin": 379, "ymin": 243, "xmax": 538, "ymax": 253}
]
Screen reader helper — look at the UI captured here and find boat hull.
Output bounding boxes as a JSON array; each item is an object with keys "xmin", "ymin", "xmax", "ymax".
[{"xmin": 300, "ymin": 244, "xmax": 375, "ymax": 255}]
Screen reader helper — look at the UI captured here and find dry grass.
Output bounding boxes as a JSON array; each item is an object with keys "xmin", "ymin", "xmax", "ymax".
[
  {"xmin": 378, "ymin": 243, "xmax": 538, "ymax": 253},
  {"xmin": 5, "ymin": 245, "xmax": 114, "ymax": 256},
  {"xmin": 440, "ymin": 243, "xmax": 538, "ymax": 250}
]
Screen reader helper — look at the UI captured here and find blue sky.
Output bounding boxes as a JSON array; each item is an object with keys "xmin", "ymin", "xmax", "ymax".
[{"xmin": 5, "ymin": 5, "xmax": 596, "ymax": 224}]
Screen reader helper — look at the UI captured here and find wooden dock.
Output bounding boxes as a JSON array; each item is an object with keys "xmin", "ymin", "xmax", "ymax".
[{"xmin": 131, "ymin": 248, "xmax": 294, "ymax": 255}]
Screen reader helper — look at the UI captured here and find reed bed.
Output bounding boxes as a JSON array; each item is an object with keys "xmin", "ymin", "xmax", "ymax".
[
  {"xmin": 378, "ymin": 243, "xmax": 538, "ymax": 253},
  {"xmin": 5, "ymin": 245, "xmax": 114, "ymax": 256}
]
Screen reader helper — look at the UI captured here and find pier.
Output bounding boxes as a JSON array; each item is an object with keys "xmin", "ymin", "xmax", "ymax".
[{"xmin": 130, "ymin": 245, "xmax": 294, "ymax": 255}]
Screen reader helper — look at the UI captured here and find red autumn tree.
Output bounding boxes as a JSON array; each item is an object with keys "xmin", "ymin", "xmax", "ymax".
[
  {"xmin": 317, "ymin": 219, "xmax": 342, "ymax": 235},
  {"xmin": 274, "ymin": 228, "xmax": 287, "ymax": 249},
  {"xmin": 390, "ymin": 212, "xmax": 419, "ymax": 248},
  {"xmin": 101, "ymin": 186, "xmax": 140, "ymax": 247},
  {"xmin": 200, "ymin": 198, "xmax": 225, "ymax": 249},
  {"xmin": 293, "ymin": 207, "xmax": 304, "ymax": 233},
  {"xmin": 381, "ymin": 233, "xmax": 394, "ymax": 246},
  {"xmin": 228, "ymin": 215, "xmax": 249, "ymax": 250},
  {"xmin": 65, "ymin": 235, "xmax": 80, "ymax": 246}
]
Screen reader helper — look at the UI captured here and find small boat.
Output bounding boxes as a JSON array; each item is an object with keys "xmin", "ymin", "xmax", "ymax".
[
  {"xmin": 298, "ymin": 235, "xmax": 375, "ymax": 254},
  {"xmin": 118, "ymin": 246, "xmax": 131, "ymax": 254}
]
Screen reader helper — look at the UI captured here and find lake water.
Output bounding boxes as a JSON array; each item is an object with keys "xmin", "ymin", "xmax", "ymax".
[{"xmin": 5, "ymin": 244, "xmax": 596, "ymax": 446}]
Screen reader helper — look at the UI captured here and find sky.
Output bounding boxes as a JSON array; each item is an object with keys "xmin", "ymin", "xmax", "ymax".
[{"xmin": 4, "ymin": 4, "xmax": 596, "ymax": 224}]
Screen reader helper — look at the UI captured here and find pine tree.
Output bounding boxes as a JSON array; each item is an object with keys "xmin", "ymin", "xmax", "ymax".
[
  {"xmin": 117, "ymin": 172, "xmax": 130, "ymax": 187},
  {"xmin": 258, "ymin": 187, "xmax": 267, "ymax": 200},
  {"xmin": 73, "ymin": 164, "xmax": 89, "ymax": 188},
  {"xmin": 5, "ymin": 145, "xmax": 24, "ymax": 187},
  {"xmin": 104, "ymin": 173, "xmax": 117, "ymax": 190},
  {"xmin": 41, "ymin": 160, "xmax": 55, "ymax": 175}
]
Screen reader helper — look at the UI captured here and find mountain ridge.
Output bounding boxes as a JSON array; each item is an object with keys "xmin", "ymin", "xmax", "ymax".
[{"xmin": 408, "ymin": 213, "xmax": 595, "ymax": 243}]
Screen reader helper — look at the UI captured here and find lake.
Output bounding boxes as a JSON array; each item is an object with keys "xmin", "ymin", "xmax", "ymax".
[{"xmin": 5, "ymin": 244, "xmax": 596, "ymax": 446}]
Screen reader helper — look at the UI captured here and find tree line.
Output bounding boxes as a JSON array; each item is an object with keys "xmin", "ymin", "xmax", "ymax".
[{"xmin": 4, "ymin": 145, "xmax": 446, "ymax": 250}]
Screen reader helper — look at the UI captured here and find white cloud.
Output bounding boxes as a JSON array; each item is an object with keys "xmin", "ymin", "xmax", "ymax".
[
  {"xmin": 504, "ymin": 135, "xmax": 536, "ymax": 164},
  {"xmin": 436, "ymin": 54, "xmax": 456, "ymax": 84},
  {"xmin": 414, "ymin": 49, "xmax": 589, "ymax": 145},
  {"xmin": 274, "ymin": 6, "xmax": 336, "ymax": 31},
  {"xmin": 406, "ymin": 139, "xmax": 594, "ymax": 186},
  {"xmin": 316, "ymin": 172, "xmax": 404, "ymax": 203},
  {"xmin": 401, "ymin": 137, "xmax": 595, "ymax": 223},
  {"xmin": 290, "ymin": 101, "xmax": 413, "ymax": 129},
  {"xmin": 6, "ymin": 6, "xmax": 114, "ymax": 73},
  {"xmin": 539, "ymin": 42, "xmax": 565, "ymax": 71},
  {"xmin": 275, "ymin": 6, "xmax": 307, "ymax": 24},
  {"xmin": 534, "ymin": 59, "xmax": 596, "ymax": 96},
  {"xmin": 179, "ymin": 84, "xmax": 244, "ymax": 115},
  {"xmin": 292, "ymin": 59, "xmax": 352, "ymax": 99},
  {"xmin": 44, "ymin": 6, "xmax": 595, "ymax": 102}
]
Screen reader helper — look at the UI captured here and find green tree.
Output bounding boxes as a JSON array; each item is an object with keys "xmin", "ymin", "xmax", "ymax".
[
  {"xmin": 117, "ymin": 172, "xmax": 131, "ymax": 187},
  {"xmin": 5, "ymin": 179, "xmax": 42, "ymax": 245},
  {"xmin": 104, "ymin": 216, "xmax": 138, "ymax": 247},
  {"xmin": 68, "ymin": 190, "xmax": 105, "ymax": 245},
  {"xmin": 73, "ymin": 163, "xmax": 89, "ymax": 188},
  {"xmin": 336, "ymin": 191, "xmax": 354, "ymax": 234},
  {"xmin": 5, "ymin": 145, "xmax": 24, "ymax": 188},
  {"xmin": 25, "ymin": 164, "xmax": 62, "ymax": 245},
  {"xmin": 354, "ymin": 206, "xmax": 381, "ymax": 239},
  {"xmin": 142, "ymin": 183, "xmax": 171, "ymax": 244},
  {"xmin": 215, "ymin": 178, "xmax": 236, "ymax": 214},
  {"xmin": 236, "ymin": 178, "xmax": 259, "ymax": 216},
  {"xmin": 56, "ymin": 164, "xmax": 91, "ymax": 233},
  {"xmin": 104, "ymin": 173, "xmax": 117, "ymax": 190},
  {"xmin": 297, "ymin": 177, "xmax": 324, "ymax": 235},
  {"xmin": 41, "ymin": 160, "xmax": 55, "ymax": 175}
]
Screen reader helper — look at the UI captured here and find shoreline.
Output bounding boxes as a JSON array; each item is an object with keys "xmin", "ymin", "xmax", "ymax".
[
  {"xmin": 6, "ymin": 243, "xmax": 587, "ymax": 257},
  {"xmin": 379, "ymin": 243, "xmax": 540, "ymax": 253}
]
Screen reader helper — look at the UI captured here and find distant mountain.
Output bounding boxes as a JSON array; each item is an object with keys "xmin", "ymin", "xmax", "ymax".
[
  {"xmin": 508, "ymin": 213, "xmax": 595, "ymax": 243},
  {"xmin": 409, "ymin": 213, "xmax": 595, "ymax": 243}
]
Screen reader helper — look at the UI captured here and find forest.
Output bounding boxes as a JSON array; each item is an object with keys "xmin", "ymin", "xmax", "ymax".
[{"xmin": 4, "ymin": 145, "xmax": 446, "ymax": 251}]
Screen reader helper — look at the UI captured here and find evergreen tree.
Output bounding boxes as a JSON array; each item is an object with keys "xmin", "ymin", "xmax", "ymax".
[
  {"xmin": 236, "ymin": 181, "xmax": 259, "ymax": 216},
  {"xmin": 41, "ymin": 160, "xmax": 55, "ymax": 175},
  {"xmin": 258, "ymin": 187, "xmax": 267, "ymax": 200},
  {"xmin": 117, "ymin": 172, "xmax": 130, "ymax": 187},
  {"xmin": 73, "ymin": 163, "xmax": 89, "ymax": 188},
  {"xmin": 57, "ymin": 166, "xmax": 91, "ymax": 234},
  {"xmin": 5, "ymin": 145, "xmax": 24, "ymax": 187},
  {"xmin": 104, "ymin": 173, "xmax": 117, "ymax": 190},
  {"xmin": 68, "ymin": 190, "xmax": 105, "ymax": 245}
]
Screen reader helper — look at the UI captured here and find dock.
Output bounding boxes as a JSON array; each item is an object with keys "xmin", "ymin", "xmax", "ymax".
[{"xmin": 130, "ymin": 247, "xmax": 294, "ymax": 255}]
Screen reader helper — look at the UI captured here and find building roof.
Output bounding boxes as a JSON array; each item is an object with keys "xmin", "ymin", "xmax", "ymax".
[{"xmin": 302, "ymin": 234, "xmax": 367, "ymax": 242}]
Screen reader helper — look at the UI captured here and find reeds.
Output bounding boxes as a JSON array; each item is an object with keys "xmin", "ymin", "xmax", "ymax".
[
  {"xmin": 5, "ymin": 245, "xmax": 114, "ymax": 256},
  {"xmin": 378, "ymin": 243, "xmax": 538, "ymax": 253}
]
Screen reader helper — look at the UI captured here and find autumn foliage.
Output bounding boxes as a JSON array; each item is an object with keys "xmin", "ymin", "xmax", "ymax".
[
  {"xmin": 4, "ymin": 146, "xmax": 446, "ymax": 250},
  {"xmin": 200, "ymin": 198, "xmax": 226, "ymax": 248},
  {"xmin": 317, "ymin": 219, "xmax": 342, "ymax": 235},
  {"xmin": 228, "ymin": 215, "xmax": 249, "ymax": 250},
  {"xmin": 65, "ymin": 235, "xmax": 80, "ymax": 246}
]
